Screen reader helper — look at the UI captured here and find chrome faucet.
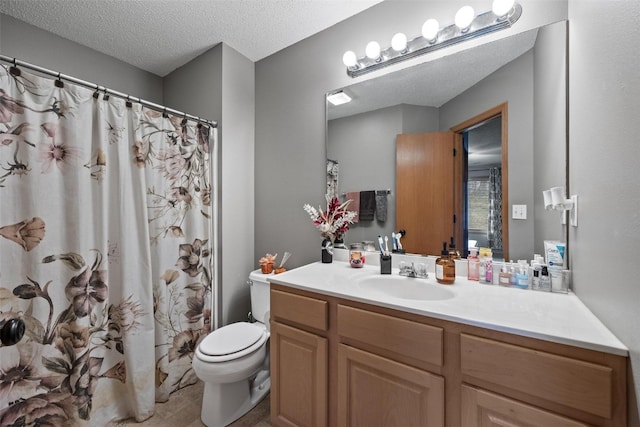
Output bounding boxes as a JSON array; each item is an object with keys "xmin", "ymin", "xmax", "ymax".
[{"xmin": 399, "ymin": 262, "xmax": 428, "ymax": 279}]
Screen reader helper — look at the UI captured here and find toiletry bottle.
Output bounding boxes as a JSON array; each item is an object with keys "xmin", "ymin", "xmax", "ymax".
[
  {"xmin": 531, "ymin": 263, "xmax": 541, "ymax": 290},
  {"xmin": 539, "ymin": 266, "xmax": 551, "ymax": 291},
  {"xmin": 484, "ymin": 248, "xmax": 493, "ymax": 284},
  {"xmin": 499, "ymin": 263, "xmax": 511, "ymax": 287},
  {"xmin": 467, "ymin": 247, "xmax": 479, "ymax": 281},
  {"xmin": 509, "ymin": 260, "xmax": 518, "ymax": 287},
  {"xmin": 478, "ymin": 248, "xmax": 487, "ymax": 282},
  {"xmin": 515, "ymin": 263, "xmax": 529, "ymax": 289},
  {"xmin": 436, "ymin": 242, "xmax": 455, "ymax": 285}
]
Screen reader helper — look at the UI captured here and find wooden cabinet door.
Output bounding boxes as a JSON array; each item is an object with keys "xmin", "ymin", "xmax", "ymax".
[
  {"xmin": 396, "ymin": 131, "xmax": 457, "ymax": 256},
  {"xmin": 271, "ymin": 322, "xmax": 328, "ymax": 427},
  {"xmin": 461, "ymin": 386, "xmax": 589, "ymax": 427},
  {"xmin": 337, "ymin": 344, "xmax": 444, "ymax": 427}
]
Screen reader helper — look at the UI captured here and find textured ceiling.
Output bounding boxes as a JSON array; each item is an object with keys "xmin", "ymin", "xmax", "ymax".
[{"xmin": 0, "ymin": 0, "xmax": 383, "ymax": 76}]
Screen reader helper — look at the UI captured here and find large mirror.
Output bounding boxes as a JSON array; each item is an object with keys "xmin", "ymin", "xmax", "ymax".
[{"xmin": 326, "ymin": 20, "xmax": 568, "ymax": 261}]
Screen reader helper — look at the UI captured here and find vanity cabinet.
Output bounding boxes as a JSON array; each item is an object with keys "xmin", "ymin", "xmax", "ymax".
[
  {"xmin": 270, "ymin": 284, "xmax": 627, "ymax": 427},
  {"xmin": 337, "ymin": 344, "xmax": 444, "ymax": 426},
  {"xmin": 336, "ymin": 305, "xmax": 445, "ymax": 426},
  {"xmin": 270, "ymin": 289, "xmax": 329, "ymax": 427}
]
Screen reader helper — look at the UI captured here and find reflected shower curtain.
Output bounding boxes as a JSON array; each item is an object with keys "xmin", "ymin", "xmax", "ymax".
[
  {"xmin": 0, "ymin": 66, "xmax": 216, "ymax": 426},
  {"xmin": 488, "ymin": 167, "xmax": 503, "ymax": 253}
]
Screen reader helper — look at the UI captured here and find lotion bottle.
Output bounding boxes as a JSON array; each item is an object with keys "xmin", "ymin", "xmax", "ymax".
[
  {"xmin": 467, "ymin": 247, "xmax": 479, "ymax": 281},
  {"xmin": 509, "ymin": 260, "xmax": 518, "ymax": 287},
  {"xmin": 498, "ymin": 263, "xmax": 511, "ymax": 287}
]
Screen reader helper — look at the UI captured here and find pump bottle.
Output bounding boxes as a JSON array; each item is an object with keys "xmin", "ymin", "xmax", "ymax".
[{"xmin": 436, "ymin": 242, "xmax": 455, "ymax": 285}]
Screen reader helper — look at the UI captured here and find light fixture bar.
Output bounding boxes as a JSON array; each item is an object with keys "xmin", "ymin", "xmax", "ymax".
[{"xmin": 345, "ymin": 3, "xmax": 522, "ymax": 78}]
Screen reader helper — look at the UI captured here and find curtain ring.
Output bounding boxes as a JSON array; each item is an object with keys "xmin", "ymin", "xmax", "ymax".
[
  {"xmin": 102, "ymin": 88, "xmax": 110, "ymax": 101},
  {"xmin": 93, "ymin": 85, "xmax": 100, "ymax": 99},
  {"xmin": 54, "ymin": 72, "xmax": 64, "ymax": 88},
  {"xmin": 9, "ymin": 58, "xmax": 21, "ymax": 76},
  {"xmin": 125, "ymin": 95, "xmax": 132, "ymax": 108},
  {"xmin": 162, "ymin": 108, "xmax": 168, "ymax": 118}
]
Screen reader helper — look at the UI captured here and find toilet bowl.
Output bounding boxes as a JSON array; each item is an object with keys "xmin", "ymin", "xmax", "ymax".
[{"xmin": 192, "ymin": 270, "xmax": 272, "ymax": 427}]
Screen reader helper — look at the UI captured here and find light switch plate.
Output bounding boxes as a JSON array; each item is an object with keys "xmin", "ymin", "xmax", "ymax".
[{"xmin": 512, "ymin": 204, "xmax": 527, "ymax": 220}]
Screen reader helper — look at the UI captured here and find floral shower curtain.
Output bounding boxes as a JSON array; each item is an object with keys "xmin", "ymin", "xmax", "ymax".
[{"xmin": 0, "ymin": 65, "xmax": 216, "ymax": 426}]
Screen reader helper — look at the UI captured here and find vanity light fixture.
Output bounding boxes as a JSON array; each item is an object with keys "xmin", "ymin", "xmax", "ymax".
[
  {"xmin": 327, "ymin": 91, "xmax": 352, "ymax": 106},
  {"xmin": 455, "ymin": 5, "xmax": 476, "ymax": 32},
  {"xmin": 365, "ymin": 41, "xmax": 382, "ymax": 60},
  {"xmin": 342, "ymin": 2, "xmax": 522, "ymax": 78},
  {"xmin": 391, "ymin": 33, "xmax": 408, "ymax": 52}
]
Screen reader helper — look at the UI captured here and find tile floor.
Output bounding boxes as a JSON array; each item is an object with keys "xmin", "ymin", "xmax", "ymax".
[{"xmin": 108, "ymin": 381, "xmax": 271, "ymax": 427}]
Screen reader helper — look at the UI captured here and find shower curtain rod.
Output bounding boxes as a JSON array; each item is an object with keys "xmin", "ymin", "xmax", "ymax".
[{"xmin": 0, "ymin": 54, "xmax": 218, "ymax": 128}]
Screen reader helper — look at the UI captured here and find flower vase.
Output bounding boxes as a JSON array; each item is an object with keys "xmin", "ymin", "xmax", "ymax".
[
  {"xmin": 333, "ymin": 238, "xmax": 346, "ymax": 249},
  {"xmin": 321, "ymin": 238, "xmax": 333, "ymax": 263}
]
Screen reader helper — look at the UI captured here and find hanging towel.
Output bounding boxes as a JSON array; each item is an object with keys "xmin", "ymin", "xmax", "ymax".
[
  {"xmin": 359, "ymin": 191, "xmax": 376, "ymax": 221},
  {"xmin": 345, "ymin": 192, "xmax": 360, "ymax": 223},
  {"xmin": 375, "ymin": 190, "xmax": 388, "ymax": 222}
]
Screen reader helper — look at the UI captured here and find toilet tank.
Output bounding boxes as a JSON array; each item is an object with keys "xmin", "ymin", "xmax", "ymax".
[{"xmin": 248, "ymin": 269, "xmax": 271, "ymax": 324}]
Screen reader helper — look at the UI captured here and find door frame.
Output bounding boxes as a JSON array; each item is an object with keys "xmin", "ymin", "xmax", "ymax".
[{"xmin": 450, "ymin": 102, "xmax": 509, "ymax": 260}]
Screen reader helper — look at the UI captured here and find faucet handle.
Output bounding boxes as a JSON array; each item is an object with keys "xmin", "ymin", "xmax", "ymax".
[{"xmin": 416, "ymin": 263, "xmax": 429, "ymax": 279}]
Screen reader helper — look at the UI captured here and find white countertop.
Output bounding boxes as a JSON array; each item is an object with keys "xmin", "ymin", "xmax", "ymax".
[{"xmin": 268, "ymin": 261, "xmax": 628, "ymax": 357}]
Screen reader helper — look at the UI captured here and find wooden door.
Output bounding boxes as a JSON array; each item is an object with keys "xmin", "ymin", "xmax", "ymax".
[
  {"xmin": 396, "ymin": 131, "xmax": 457, "ymax": 256},
  {"xmin": 461, "ymin": 386, "xmax": 589, "ymax": 427},
  {"xmin": 337, "ymin": 344, "xmax": 444, "ymax": 427},
  {"xmin": 271, "ymin": 322, "xmax": 328, "ymax": 427}
]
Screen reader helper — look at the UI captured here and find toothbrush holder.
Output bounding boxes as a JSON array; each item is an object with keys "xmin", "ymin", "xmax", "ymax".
[{"xmin": 380, "ymin": 254, "xmax": 392, "ymax": 275}]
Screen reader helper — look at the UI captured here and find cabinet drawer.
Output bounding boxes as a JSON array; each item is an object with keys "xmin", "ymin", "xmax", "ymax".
[
  {"xmin": 337, "ymin": 304, "xmax": 443, "ymax": 368},
  {"xmin": 462, "ymin": 385, "xmax": 589, "ymax": 427},
  {"xmin": 271, "ymin": 289, "xmax": 328, "ymax": 331},
  {"xmin": 460, "ymin": 334, "xmax": 613, "ymax": 419}
]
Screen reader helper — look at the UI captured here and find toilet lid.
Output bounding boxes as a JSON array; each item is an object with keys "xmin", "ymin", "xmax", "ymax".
[{"xmin": 199, "ymin": 322, "xmax": 265, "ymax": 356}]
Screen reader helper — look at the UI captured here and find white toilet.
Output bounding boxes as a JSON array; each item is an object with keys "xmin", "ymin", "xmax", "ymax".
[{"xmin": 192, "ymin": 269, "xmax": 271, "ymax": 427}]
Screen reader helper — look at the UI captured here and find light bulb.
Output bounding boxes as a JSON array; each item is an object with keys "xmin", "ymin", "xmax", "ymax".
[
  {"xmin": 365, "ymin": 41, "xmax": 381, "ymax": 60},
  {"xmin": 342, "ymin": 50, "xmax": 357, "ymax": 67},
  {"xmin": 421, "ymin": 18, "xmax": 440, "ymax": 42},
  {"xmin": 492, "ymin": 0, "xmax": 514, "ymax": 17},
  {"xmin": 455, "ymin": 6, "xmax": 475, "ymax": 31},
  {"xmin": 391, "ymin": 33, "xmax": 407, "ymax": 52}
]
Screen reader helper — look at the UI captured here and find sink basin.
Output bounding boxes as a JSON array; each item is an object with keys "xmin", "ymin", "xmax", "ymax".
[{"xmin": 356, "ymin": 276, "xmax": 455, "ymax": 301}]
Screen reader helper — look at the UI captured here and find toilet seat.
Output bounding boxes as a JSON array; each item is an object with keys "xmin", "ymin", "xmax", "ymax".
[{"xmin": 197, "ymin": 322, "xmax": 268, "ymax": 363}]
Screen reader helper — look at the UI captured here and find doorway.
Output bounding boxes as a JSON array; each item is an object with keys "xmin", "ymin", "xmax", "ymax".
[{"xmin": 451, "ymin": 103, "xmax": 509, "ymax": 260}]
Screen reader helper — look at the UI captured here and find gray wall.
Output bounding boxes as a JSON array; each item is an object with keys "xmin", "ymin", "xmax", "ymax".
[
  {"xmin": 0, "ymin": 14, "xmax": 162, "ymax": 102},
  {"xmin": 255, "ymin": 0, "xmax": 568, "ymax": 268},
  {"xmin": 327, "ymin": 104, "xmax": 438, "ymax": 244},
  {"xmin": 533, "ymin": 21, "xmax": 567, "ymax": 256},
  {"xmin": 163, "ymin": 43, "xmax": 255, "ymax": 326},
  {"xmin": 568, "ymin": 1, "xmax": 640, "ymax": 424}
]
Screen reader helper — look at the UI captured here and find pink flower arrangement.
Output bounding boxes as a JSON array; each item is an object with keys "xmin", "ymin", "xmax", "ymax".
[{"xmin": 303, "ymin": 196, "xmax": 357, "ymax": 242}]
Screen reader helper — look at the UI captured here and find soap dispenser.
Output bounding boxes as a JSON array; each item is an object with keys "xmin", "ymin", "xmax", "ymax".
[{"xmin": 436, "ymin": 242, "xmax": 455, "ymax": 285}]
